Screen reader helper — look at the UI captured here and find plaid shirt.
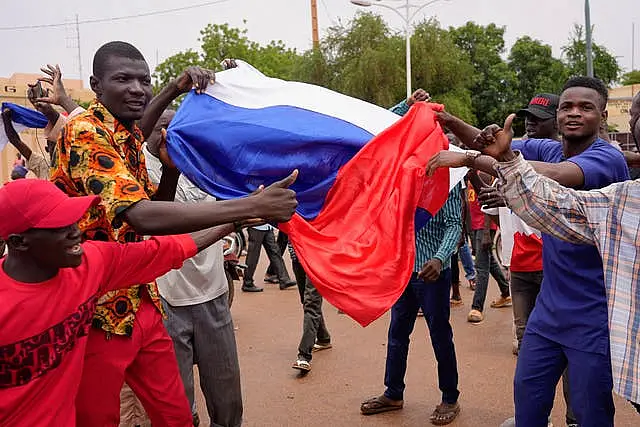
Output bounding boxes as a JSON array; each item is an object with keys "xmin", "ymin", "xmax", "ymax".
[{"xmin": 495, "ymin": 153, "xmax": 640, "ymax": 404}]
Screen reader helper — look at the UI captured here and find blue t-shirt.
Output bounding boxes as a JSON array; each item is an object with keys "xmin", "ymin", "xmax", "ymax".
[{"xmin": 512, "ymin": 138, "xmax": 630, "ymax": 354}]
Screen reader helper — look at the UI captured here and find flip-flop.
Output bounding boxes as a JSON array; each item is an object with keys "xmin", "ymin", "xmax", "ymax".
[
  {"xmin": 292, "ymin": 359, "xmax": 311, "ymax": 372},
  {"xmin": 429, "ymin": 402, "xmax": 460, "ymax": 425},
  {"xmin": 360, "ymin": 395, "xmax": 403, "ymax": 415}
]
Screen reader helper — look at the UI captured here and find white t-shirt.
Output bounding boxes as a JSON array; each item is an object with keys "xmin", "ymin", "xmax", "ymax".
[{"xmin": 144, "ymin": 146, "xmax": 227, "ymax": 306}]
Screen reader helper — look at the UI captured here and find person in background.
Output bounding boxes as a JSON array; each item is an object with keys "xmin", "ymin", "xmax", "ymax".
[
  {"xmin": 289, "ymin": 243, "xmax": 332, "ymax": 373},
  {"xmin": 360, "ymin": 184, "xmax": 463, "ymax": 425},
  {"xmin": 242, "ymin": 224, "xmax": 296, "ymax": 292},
  {"xmin": 143, "ymin": 109, "xmax": 243, "ymax": 427},
  {"xmin": 465, "ymin": 171, "xmax": 511, "ymax": 324},
  {"xmin": 264, "ymin": 230, "xmax": 290, "ymax": 284},
  {"xmin": 12, "ymin": 152, "xmax": 24, "ymax": 168},
  {"xmin": 361, "ymin": 91, "xmax": 462, "ymax": 425}
]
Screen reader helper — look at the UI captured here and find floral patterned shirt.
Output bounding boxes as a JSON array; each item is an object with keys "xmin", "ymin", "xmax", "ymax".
[{"xmin": 50, "ymin": 100, "xmax": 163, "ymax": 336}]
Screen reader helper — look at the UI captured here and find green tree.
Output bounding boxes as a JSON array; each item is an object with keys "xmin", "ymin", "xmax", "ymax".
[
  {"xmin": 153, "ymin": 23, "xmax": 302, "ymax": 93},
  {"xmin": 410, "ymin": 19, "xmax": 476, "ymax": 123},
  {"xmin": 562, "ymin": 25, "xmax": 621, "ymax": 86},
  {"xmin": 508, "ymin": 36, "xmax": 569, "ymax": 105},
  {"xmin": 620, "ymin": 70, "xmax": 640, "ymax": 86},
  {"xmin": 449, "ymin": 22, "xmax": 519, "ymax": 127},
  {"xmin": 320, "ymin": 13, "xmax": 406, "ymax": 107}
]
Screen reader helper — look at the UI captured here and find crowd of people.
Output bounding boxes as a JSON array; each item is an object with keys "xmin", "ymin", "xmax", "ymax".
[{"xmin": 0, "ymin": 38, "xmax": 639, "ymax": 427}]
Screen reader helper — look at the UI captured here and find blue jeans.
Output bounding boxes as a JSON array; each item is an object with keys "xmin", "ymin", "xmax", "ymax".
[
  {"xmin": 458, "ymin": 240, "xmax": 476, "ymax": 281},
  {"xmin": 515, "ymin": 330, "xmax": 614, "ymax": 427},
  {"xmin": 471, "ymin": 229, "xmax": 510, "ymax": 312},
  {"xmin": 384, "ymin": 270, "xmax": 459, "ymax": 404}
]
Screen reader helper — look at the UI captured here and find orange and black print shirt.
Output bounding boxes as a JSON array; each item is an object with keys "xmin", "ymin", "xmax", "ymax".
[{"xmin": 50, "ymin": 101, "xmax": 164, "ymax": 336}]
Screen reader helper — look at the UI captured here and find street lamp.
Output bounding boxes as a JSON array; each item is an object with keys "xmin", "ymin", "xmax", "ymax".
[{"xmin": 350, "ymin": 0, "xmax": 451, "ymax": 99}]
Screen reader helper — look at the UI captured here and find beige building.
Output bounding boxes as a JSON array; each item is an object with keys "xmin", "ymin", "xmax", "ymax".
[
  {"xmin": 608, "ymin": 84, "xmax": 640, "ymax": 133},
  {"xmin": 0, "ymin": 73, "xmax": 94, "ymax": 183}
]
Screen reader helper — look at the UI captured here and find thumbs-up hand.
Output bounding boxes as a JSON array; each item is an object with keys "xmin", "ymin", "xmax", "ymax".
[
  {"xmin": 474, "ymin": 114, "xmax": 517, "ymax": 161},
  {"xmin": 252, "ymin": 170, "xmax": 299, "ymax": 223}
]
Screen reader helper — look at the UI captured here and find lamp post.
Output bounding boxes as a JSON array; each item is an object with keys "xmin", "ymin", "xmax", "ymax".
[
  {"xmin": 585, "ymin": 0, "xmax": 594, "ymax": 77},
  {"xmin": 350, "ymin": 0, "xmax": 450, "ymax": 99}
]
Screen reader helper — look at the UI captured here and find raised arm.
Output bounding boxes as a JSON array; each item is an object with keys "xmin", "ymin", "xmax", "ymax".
[
  {"xmin": 139, "ymin": 66, "xmax": 214, "ymax": 139},
  {"xmin": 1, "ymin": 110, "xmax": 33, "ymax": 160},
  {"xmin": 495, "ymin": 154, "xmax": 613, "ymax": 246}
]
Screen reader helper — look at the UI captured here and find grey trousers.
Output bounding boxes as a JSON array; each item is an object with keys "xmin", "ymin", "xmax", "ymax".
[
  {"xmin": 162, "ymin": 293, "xmax": 243, "ymax": 427},
  {"xmin": 511, "ymin": 271, "xmax": 577, "ymax": 425},
  {"xmin": 291, "ymin": 260, "xmax": 331, "ymax": 362}
]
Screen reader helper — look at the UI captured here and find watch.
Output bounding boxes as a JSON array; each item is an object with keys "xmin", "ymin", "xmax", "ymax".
[{"xmin": 464, "ymin": 150, "xmax": 481, "ymax": 168}]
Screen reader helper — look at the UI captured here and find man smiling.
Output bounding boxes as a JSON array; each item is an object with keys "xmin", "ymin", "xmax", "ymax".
[
  {"xmin": 50, "ymin": 41, "xmax": 298, "ymax": 425},
  {"xmin": 430, "ymin": 76, "xmax": 630, "ymax": 427},
  {"xmin": 0, "ymin": 179, "xmax": 238, "ymax": 426}
]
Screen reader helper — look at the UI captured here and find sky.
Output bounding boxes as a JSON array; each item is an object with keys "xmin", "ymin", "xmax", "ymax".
[{"xmin": 0, "ymin": 0, "xmax": 637, "ymax": 87}]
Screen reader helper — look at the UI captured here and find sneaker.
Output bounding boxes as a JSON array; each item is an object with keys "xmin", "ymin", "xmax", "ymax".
[
  {"xmin": 292, "ymin": 359, "xmax": 311, "ymax": 372},
  {"xmin": 490, "ymin": 296, "xmax": 512, "ymax": 308},
  {"xmin": 241, "ymin": 284, "xmax": 264, "ymax": 292},
  {"xmin": 450, "ymin": 298, "xmax": 464, "ymax": 307},
  {"xmin": 279, "ymin": 280, "xmax": 297, "ymax": 290},
  {"xmin": 312, "ymin": 341, "xmax": 332, "ymax": 352},
  {"xmin": 264, "ymin": 275, "xmax": 279, "ymax": 284},
  {"xmin": 467, "ymin": 309, "xmax": 484, "ymax": 323},
  {"xmin": 417, "ymin": 308, "xmax": 424, "ymax": 317}
]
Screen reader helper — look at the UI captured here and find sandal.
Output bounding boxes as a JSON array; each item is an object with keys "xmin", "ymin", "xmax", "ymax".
[
  {"xmin": 360, "ymin": 395, "xmax": 403, "ymax": 415},
  {"xmin": 429, "ymin": 402, "xmax": 460, "ymax": 425},
  {"xmin": 292, "ymin": 359, "xmax": 311, "ymax": 372}
]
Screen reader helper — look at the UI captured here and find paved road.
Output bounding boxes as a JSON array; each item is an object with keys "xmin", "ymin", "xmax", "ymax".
[{"xmin": 194, "ymin": 255, "xmax": 638, "ymax": 426}]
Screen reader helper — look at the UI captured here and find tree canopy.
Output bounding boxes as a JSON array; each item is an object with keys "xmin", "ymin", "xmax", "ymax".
[{"xmin": 154, "ymin": 14, "xmax": 622, "ymax": 128}]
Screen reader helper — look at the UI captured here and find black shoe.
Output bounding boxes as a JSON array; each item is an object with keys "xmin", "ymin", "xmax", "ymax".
[
  {"xmin": 242, "ymin": 284, "xmax": 264, "ymax": 292},
  {"xmin": 279, "ymin": 280, "xmax": 297, "ymax": 290},
  {"xmin": 264, "ymin": 274, "xmax": 279, "ymax": 284},
  {"xmin": 193, "ymin": 412, "xmax": 200, "ymax": 427}
]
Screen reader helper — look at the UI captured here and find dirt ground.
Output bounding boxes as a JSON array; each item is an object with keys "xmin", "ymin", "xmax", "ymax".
[{"xmin": 193, "ymin": 254, "xmax": 638, "ymax": 426}]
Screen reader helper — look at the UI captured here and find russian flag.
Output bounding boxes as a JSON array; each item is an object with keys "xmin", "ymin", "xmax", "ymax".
[
  {"xmin": 0, "ymin": 103, "xmax": 48, "ymax": 152},
  {"xmin": 167, "ymin": 61, "xmax": 466, "ymax": 326}
]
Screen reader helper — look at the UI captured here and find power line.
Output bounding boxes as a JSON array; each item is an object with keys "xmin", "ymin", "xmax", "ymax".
[{"xmin": 0, "ymin": 0, "xmax": 232, "ymax": 31}]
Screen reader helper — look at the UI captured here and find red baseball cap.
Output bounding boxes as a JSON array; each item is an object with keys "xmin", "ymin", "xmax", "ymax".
[{"xmin": 0, "ymin": 179, "xmax": 100, "ymax": 240}]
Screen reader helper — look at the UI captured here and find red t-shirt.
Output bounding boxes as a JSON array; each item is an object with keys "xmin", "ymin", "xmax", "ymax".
[
  {"xmin": 467, "ymin": 185, "xmax": 497, "ymax": 231},
  {"xmin": 0, "ymin": 235, "xmax": 196, "ymax": 427},
  {"xmin": 511, "ymin": 232, "xmax": 543, "ymax": 272}
]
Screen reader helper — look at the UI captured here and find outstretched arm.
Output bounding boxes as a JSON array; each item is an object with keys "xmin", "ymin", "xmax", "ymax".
[{"xmin": 494, "ymin": 154, "xmax": 614, "ymax": 246}]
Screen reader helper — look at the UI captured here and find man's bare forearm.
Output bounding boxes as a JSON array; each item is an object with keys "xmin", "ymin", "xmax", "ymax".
[
  {"xmin": 152, "ymin": 168, "xmax": 180, "ymax": 202},
  {"xmin": 190, "ymin": 223, "xmax": 235, "ymax": 252},
  {"xmin": 140, "ymin": 82, "xmax": 181, "ymax": 139},
  {"xmin": 123, "ymin": 198, "xmax": 260, "ymax": 236},
  {"xmin": 439, "ymin": 114, "xmax": 484, "ymax": 150}
]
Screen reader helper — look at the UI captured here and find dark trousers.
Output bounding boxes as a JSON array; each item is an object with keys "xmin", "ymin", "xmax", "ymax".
[
  {"xmin": 511, "ymin": 271, "xmax": 576, "ymax": 424},
  {"xmin": 243, "ymin": 228, "xmax": 290, "ymax": 286},
  {"xmin": 266, "ymin": 231, "xmax": 289, "ymax": 276},
  {"xmin": 384, "ymin": 270, "xmax": 459, "ymax": 404},
  {"xmin": 451, "ymin": 252, "xmax": 460, "ymax": 284},
  {"xmin": 514, "ymin": 330, "xmax": 614, "ymax": 427},
  {"xmin": 292, "ymin": 259, "xmax": 330, "ymax": 362},
  {"xmin": 471, "ymin": 229, "xmax": 510, "ymax": 312}
]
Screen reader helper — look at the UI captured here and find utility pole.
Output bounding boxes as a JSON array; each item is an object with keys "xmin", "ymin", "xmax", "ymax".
[
  {"xmin": 75, "ymin": 14, "xmax": 83, "ymax": 86},
  {"xmin": 585, "ymin": 0, "xmax": 594, "ymax": 77},
  {"xmin": 311, "ymin": 0, "xmax": 319, "ymax": 48},
  {"xmin": 633, "ymin": 22, "xmax": 636, "ymax": 71}
]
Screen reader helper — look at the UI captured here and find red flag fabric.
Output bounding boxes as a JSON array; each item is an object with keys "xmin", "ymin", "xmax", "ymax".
[{"xmin": 280, "ymin": 103, "xmax": 451, "ymax": 326}]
